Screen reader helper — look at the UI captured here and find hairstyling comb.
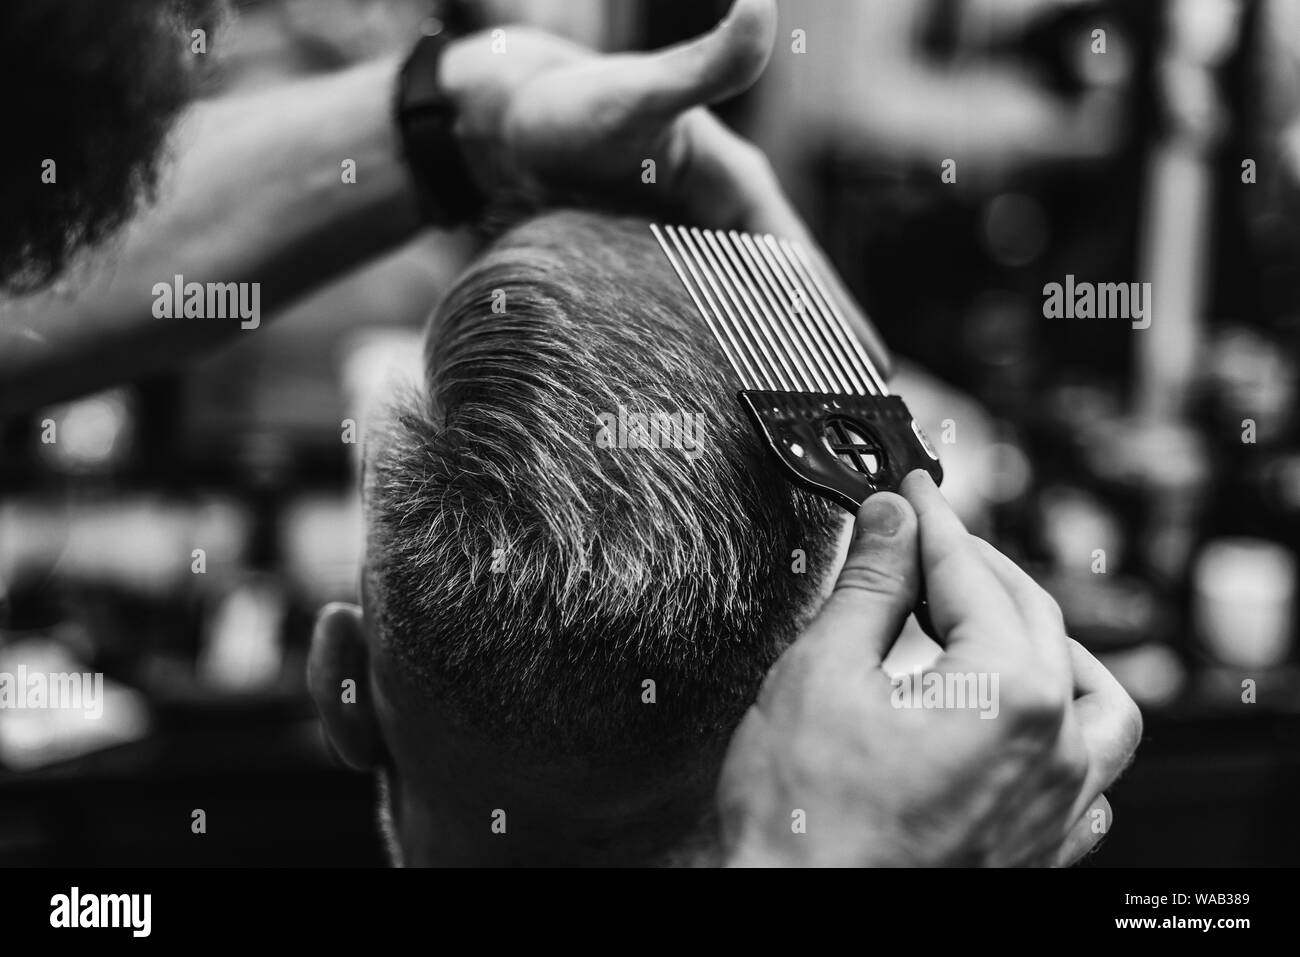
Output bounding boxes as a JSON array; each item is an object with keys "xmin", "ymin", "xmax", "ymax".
[{"xmin": 651, "ymin": 224, "xmax": 942, "ymax": 512}]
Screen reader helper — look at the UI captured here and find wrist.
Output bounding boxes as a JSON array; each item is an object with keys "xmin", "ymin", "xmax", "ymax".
[
  {"xmin": 311, "ymin": 55, "xmax": 425, "ymax": 246},
  {"xmin": 393, "ymin": 26, "xmax": 487, "ymax": 227}
]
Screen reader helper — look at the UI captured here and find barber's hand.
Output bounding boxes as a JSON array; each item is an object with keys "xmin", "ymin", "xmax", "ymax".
[
  {"xmin": 445, "ymin": 0, "xmax": 782, "ymax": 231},
  {"xmin": 716, "ymin": 470, "xmax": 1142, "ymax": 866},
  {"xmin": 439, "ymin": 0, "xmax": 889, "ymax": 372}
]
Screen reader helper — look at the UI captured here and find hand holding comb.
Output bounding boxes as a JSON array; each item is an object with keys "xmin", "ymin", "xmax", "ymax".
[{"xmin": 651, "ymin": 224, "xmax": 942, "ymax": 511}]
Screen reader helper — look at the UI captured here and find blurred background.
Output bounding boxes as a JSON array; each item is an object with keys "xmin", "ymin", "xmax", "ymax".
[{"xmin": 1, "ymin": 0, "xmax": 1298, "ymax": 865}]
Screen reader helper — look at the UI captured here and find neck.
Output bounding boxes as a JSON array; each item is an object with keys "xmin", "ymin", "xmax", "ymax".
[{"xmin": 383, "ymin": 771, "xmax": 721, "ymax": 867}]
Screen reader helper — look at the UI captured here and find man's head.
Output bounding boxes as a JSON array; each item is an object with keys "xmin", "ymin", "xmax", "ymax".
[
  {"xmin": 0, "ymin": 0, "xmax": 220, "ymax": 292},
  {"xmin": 311, "ymin": 210, "xmax": 847, "ymax": 865}
]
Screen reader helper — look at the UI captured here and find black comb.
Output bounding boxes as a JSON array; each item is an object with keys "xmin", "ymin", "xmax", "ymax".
[{"xmin": 651, "ymin": 224, "xmax": 942, "ymax": 512}]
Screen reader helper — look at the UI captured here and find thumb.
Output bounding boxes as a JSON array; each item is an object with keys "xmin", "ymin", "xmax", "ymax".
[
  {"xmin": 811, "ymin": 493, "xmax": 922, "ymax": 667},
  {"xmin": 582, "ymin": 0, "xmax": 777, "ymax": 122}
]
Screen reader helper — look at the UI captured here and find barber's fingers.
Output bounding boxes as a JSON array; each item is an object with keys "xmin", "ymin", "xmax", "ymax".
[
  {"xmin": 1054, "ymin": 794, "xmax": 1113, "ymax": 867},
  {"xmin": 809, "ymin": 492, "xmax": 922, "ymax": 668},
  {"xmin": 970, "ymin": 537, "xmax": 1072, "ymax": 698},
  {"xmin": 900, "ymin": 471, "xmax": 1024, "ymax": 658},
  {"xmin": 1066, "ymin": 638, "xmax": 1144, "ymax": 822},
  {"xmin": 575, "ymin": 0, "xmax": 776, "ymax": 124}
]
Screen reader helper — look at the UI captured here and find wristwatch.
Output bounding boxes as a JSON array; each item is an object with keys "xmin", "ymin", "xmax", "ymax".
[{"xmin": 394, "ymin": 14, "xmax": 487, "ymax": 228}]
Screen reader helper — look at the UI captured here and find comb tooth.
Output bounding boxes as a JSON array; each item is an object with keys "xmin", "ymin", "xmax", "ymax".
[
  {"xmin": 671, "ymin": 225, "xmax": 771, "ymax": 390},
  {"xmin": 744, "ymin": 232, "xmax": 839, "ymax": 394},
  {"xmin": 784, "ymin": 239, "xmax": 890, "ymax": 397},
  {"xmin": 697, "ymin": 229, "xmax": 805, "ymax": 391},
  {"xmin": 743, "ymin": 233, "xmax": 854, "ymax": 394},
  {"xmin": 761, "ymin": 236, "xmax": 867, "ymax": 396},
  {"xmin": 689, "ymin": 226, "xmax": 790, "ymax": 390},
  {"xmin": 710, "ymin": 230, "xmax": 819, "ymax": 392},
  {"xmin": 728, "ymin": 231, "xmax": 826, "ymax": 392},
  {"xmin": 761, "ymin": 236, "xmax": 871, "ymax": 396},
  {"xmin": 651, "ymin": 224, "xmax": 751, "ymax": 386},
  {"xmin": 656, "ymin": 225, "xmax": 763, "ymax": 389},
  {"xmin": 675, "ymin": 227, "xmax": 780, "ymax": 391}
]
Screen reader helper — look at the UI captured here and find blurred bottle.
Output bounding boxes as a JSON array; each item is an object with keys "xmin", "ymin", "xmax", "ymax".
[
  {"xmin": 1192, "ymin": 537, "xmax": 1296, "ymax": 668},
  {"xmin": 1192, "ymin": 325, "xmax": 1300, "ymax": 671}
]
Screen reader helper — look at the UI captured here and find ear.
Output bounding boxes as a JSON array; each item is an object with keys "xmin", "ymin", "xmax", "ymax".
[{"xmin": 308, "ymin": 602, "xmax": 386, "ymax": 771}]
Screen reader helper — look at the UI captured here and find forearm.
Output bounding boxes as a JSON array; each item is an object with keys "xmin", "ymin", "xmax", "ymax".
[{"xmin": 0, "ymin": 54, "xmax": 421, "ymax": 415}]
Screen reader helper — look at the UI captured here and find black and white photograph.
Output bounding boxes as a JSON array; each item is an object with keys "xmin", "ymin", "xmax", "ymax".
[{"xmin": 0, "ymin": 0, "xmax": 1294, "ymax": 928}]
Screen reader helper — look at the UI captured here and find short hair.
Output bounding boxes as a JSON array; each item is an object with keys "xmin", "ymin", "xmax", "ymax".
[{"xmin": 366, "ymin": 210, "xmax": 838, "ymax": 776}]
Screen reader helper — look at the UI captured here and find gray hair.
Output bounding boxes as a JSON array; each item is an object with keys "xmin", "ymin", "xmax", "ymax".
[{"xmin": 366, "ymin": 210, "xmax": 838, "ymax": 774}]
